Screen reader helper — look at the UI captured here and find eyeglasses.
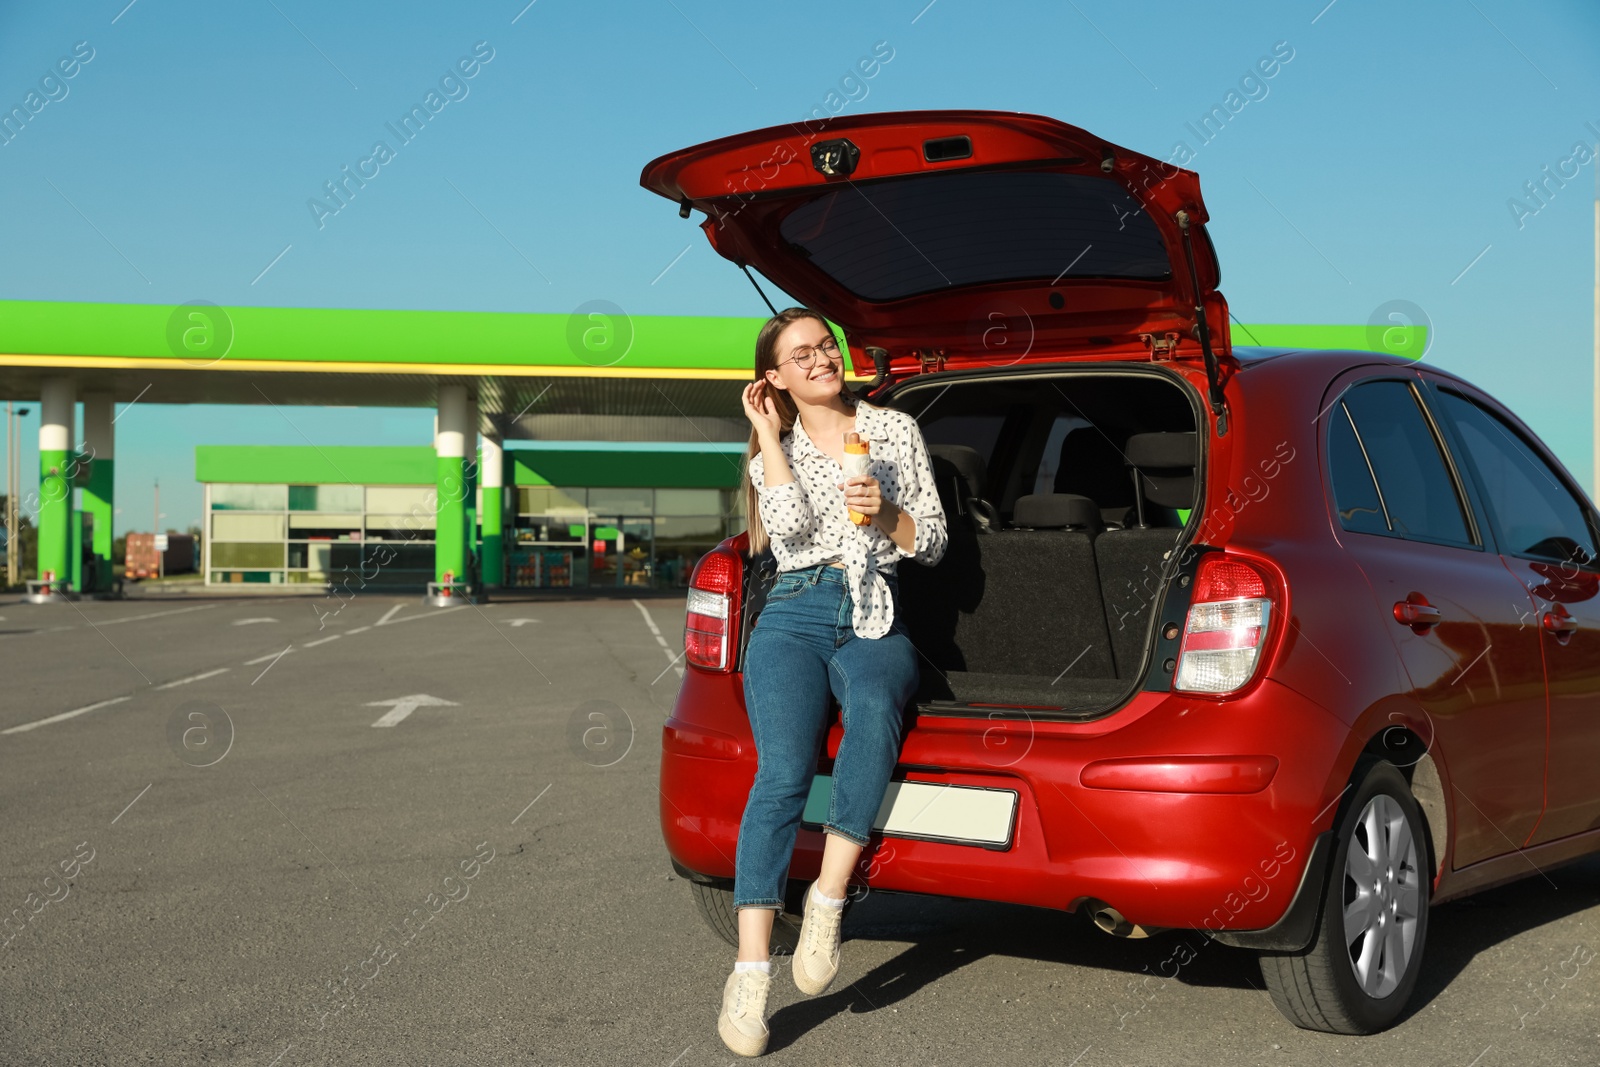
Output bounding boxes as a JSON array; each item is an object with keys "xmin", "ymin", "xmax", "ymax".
[{"xmin": 778, "ymin": 336, "xmax": 841, "ymax": 370}]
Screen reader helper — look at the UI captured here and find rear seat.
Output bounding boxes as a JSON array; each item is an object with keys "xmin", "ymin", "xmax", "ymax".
[
  {"xmin": 899, "ymin": 431, "xmax": 1198, "ymax": 708},
  {"xmin": 900, "ymin": 447, "xmax": 1117, "ymax": 707},
  {"xmin": 1094, "ymin": 432, "xmax": 1197, "ymax": 676}
]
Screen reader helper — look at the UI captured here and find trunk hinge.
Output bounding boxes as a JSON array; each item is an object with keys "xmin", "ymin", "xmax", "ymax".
[
  {"xmin": 918, "ymin": 348, "xmax": 947, "ymax": 374},
  {"xmin": 1140, "ymin": 332, "xmax": 1181, "ymax": 359},
  {"xmin": 1174, "ymin": 209, "xmax": 1228, "ymax": 434}
]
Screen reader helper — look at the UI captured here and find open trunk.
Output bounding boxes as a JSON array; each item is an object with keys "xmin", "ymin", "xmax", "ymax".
[{"xmin": 741, "ymin": 364, "xmax": 1205, "ymax": 719}]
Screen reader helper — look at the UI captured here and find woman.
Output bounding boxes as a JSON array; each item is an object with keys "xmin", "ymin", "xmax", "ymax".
[{"xmin": 718, "ymin": 307, "xmax": 948, "ymax": 1057}]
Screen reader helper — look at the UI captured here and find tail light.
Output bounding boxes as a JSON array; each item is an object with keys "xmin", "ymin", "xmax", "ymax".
[
  {"xmin": 685, "ymin": 545, "xmax": 743, "ymax": 672},
  {"xmin": 1174, "ymin": 555, "xmax": 1275, "ymax": 695}
]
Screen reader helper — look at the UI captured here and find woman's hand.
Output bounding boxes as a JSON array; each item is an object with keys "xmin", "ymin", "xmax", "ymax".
[
  {"xmin": 741, "ymin": 380, "xmax": 783, "ymax": 441},
  {"xmin": 837, "ymin": 474, "xmax": 887, "ymax": 520}
]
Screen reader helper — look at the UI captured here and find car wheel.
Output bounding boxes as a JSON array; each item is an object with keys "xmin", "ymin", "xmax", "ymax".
[
  {"xmin": 688, "ymin": 879, "xmax": 808, "ymax": 956},
  {"xmin": 1259, "ymin": 760, "xmax": 1430, "ymax": 1034}
]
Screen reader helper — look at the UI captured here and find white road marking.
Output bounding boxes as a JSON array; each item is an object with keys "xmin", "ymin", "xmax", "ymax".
[
  {"xmin": 346, "ymin": 626, "xmax": 371, "ymax": 634},
  {"xmin": 95, "ymin": 603, "xmax": 220, "ymax": 627},
  {"xmin": 232, "ymin": 617, "xmax": 278, "ymax": 626},
  {"xmin": 377, "ymin": 606, "xmax": 466, "ymax": 626},
  {"xmin": 632, "ymin": 599, "xmax": 684, "ymax": 679},
  {"xmin": 302, "ymin": 634, "xmax": 341, "ymax": 647},
  {"xmin": 244, "ymin": 647, "xmax": 295, "ymax": 666},
  {"xmin": 502, "ymin": 618, "xmax": 541, "ymax": 627},
  {"xmin": 376, "ymin": 604, "xmax": 405, "ymax": 626},
  {"xmin": 155, "ymin": 667, "xmax": 231, "ymax": 690},
  {"xmin": 367, "ymin": 694, "xmax": 460, "ymax": 728},
  {"xmin": 4, "ymin": 696, "xmax": 132, "ymax": 735}
]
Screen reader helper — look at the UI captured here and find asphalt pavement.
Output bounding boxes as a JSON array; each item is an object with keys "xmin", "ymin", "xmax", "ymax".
[{"xmin": 1, "ymin": 591, "xmax": 1597, "ymax": 1066}]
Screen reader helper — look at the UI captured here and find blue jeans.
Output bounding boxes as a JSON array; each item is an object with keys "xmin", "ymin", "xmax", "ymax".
[{"xmin": 733, "ymin": 563, "xmax": 919, "ymax": 910}]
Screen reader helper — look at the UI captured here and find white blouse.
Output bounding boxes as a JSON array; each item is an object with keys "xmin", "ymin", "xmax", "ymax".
[{"xmin": 748, "ymin": 397, "xmax": 948, "ymax": 639}]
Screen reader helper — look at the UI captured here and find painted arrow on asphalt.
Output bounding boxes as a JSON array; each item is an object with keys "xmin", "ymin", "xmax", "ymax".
[{"xmin": 367, "ymin": 694, "xmax": 460, "ymax": 728}]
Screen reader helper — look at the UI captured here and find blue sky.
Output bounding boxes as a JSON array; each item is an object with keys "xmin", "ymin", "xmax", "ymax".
[{"xmin": 1, "ymin": 0, "xmax": 1598, "ymax": 536}]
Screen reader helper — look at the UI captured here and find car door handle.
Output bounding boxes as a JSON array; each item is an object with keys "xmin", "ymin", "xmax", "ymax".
[
  {"xmin": 1542, "ymin": 609, "xmax": 1578, "ymax": 636},
  {"xmin": 1393, "ymin": 596, "xmax": 1442, "ymax": 630}
]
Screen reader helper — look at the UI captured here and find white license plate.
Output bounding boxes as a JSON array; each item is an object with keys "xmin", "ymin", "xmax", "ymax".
[{"xmin": 801, "ymin": 775, "xmax": 1018, "ymax": 848}]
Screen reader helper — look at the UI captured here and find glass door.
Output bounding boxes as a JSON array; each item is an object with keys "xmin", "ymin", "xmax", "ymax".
[{"xmin": 589, "ymin": 516, "xmax": 653, "ymax": 587}]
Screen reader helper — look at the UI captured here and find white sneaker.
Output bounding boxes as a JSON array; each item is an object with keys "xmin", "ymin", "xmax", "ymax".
[
  {"xmin": 792, "ymin": 882, "xmax": 845, "ymax": 995},
  {"xmin": 718, "ymin": 967, "xmax": 772, "ymax": 1058}
]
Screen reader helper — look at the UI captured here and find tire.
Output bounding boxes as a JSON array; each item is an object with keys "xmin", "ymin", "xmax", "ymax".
[
  {"xmin": 1259, "ymin": 760, "xmax": 1431, "ymax": 1034},
  {"xmin": 688, "ymin": 879, "xmax": 810, "ymax": 956}
]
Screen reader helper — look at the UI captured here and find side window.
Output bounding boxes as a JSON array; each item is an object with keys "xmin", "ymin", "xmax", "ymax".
[
  {"xmin": 1435, "ymin": 390, "xmax": 1598, "ymax": 568},
  {"xmin": 1327, "ymin": 404, "xmax": 1388, "ymax": 535},
  {"xmin": 1332, "ymin": 380, "xmax": 1473, "ymax": 546}
]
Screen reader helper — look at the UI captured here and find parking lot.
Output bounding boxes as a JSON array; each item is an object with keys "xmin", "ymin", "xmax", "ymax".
[{"xmin": 1, "ymin": 592, "xmax": 1597, "ymax": 1066}]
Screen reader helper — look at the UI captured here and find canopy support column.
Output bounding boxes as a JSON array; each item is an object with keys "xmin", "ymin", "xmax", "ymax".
[
  {"xmin": 434, "ymin": 385, "xmax": 468, "ymax": 588},
  {"xmin": 82, "ymin": 393, "xmax": 115, "ymax": 594},
  {"xmin": 37, "ymin": 378, "xmax": 75, "ymax": 592}
]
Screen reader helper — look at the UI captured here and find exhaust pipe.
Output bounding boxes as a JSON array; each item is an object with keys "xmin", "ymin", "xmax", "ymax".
[{"xmin": 1084, "ymin": 900, "xmax": 1168, "ymax": 939}]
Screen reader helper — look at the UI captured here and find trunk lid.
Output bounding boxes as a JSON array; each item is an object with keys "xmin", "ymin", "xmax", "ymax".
[{"xmin": 640, "ymin": 110, "xmax": 1231, "ymax": 396}]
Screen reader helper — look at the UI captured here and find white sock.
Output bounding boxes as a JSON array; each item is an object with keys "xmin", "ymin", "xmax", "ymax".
[
  {"xmin": 734, "ymin": 960, "xmax": 771, "ymax": 974},
  {"xmin": 811, "ymin": 884, "xmax": 847, "ymax": 909}
]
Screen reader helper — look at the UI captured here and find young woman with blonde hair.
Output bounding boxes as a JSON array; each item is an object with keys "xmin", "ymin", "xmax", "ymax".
[{"xmin": 717, "ymin": 307, "xmax": 947, "ymax": 1057}]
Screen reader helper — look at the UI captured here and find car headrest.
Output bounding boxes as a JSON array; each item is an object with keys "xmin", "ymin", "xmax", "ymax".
[
  {"xmin": 1124, "ymin": 432, "xmax": 1197, "ymax": 470},
  {"xmin": 1055, "ymin": 427, "xmax": 1135, "ymax": 505},
  {"xmin": 1011, "ymin": 493, "xmax": 1103, "ymax": 531},
  {"xmin": 928, "ymin": 443, "xmax": 988, "ymax": 503},
  {"xmin": 1124, "ymin": 432, "xmax": 1197, "ymax": 510}
]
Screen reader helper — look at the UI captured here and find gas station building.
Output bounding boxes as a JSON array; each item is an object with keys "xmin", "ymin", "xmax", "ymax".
[
  {"xmin": 196, "ymin": 441, "xmax": 745, "ymax": 590},
  {"xmin": 0, "ymin": 299, "xmax": 1399, "ymax": 595}
]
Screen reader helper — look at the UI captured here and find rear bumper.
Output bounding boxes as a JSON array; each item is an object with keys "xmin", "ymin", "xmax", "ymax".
[{"xmin": 660, "ymin": 672, "xmax": 1350, "ymax": 933}]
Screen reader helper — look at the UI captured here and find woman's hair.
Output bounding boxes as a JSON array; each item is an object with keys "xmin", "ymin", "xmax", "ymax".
[{"xmin": 742, "ymin": 307, "xmax": 834, "ymax": 556}]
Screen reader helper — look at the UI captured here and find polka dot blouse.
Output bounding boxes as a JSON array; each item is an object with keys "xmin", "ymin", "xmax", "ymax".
[{"xmin": 748, "ymin": 397, "xmax": 948, "ymax": 639}]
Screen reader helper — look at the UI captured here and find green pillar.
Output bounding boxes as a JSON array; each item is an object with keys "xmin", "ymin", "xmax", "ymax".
[
  {"xmin": 434, "ymin": 384, "xmax": 468, "ymax": 586},
  {"xmin": 480, "ymin": 435, "xmax": 505, "ymax": 588},
  {"xmin": 36, "ymin": 378, "xmax": 75, "ymax": 590},
  {"xmin": 82, "ymin": 394, "xmax": 114, "ymax": 593},
  {"xmin": 71, "ymin": 509, "xmax": 84, "ymax": 593},
  {"xmin": 464, "ymin": 391, "xmax": 479, "ymax": 589},
  {"xmin": 465, "ymin": 456, "xmax": 478, "ymax": 575}
]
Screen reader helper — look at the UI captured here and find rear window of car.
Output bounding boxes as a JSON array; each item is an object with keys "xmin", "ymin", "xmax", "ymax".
[
  {"xmin": 1331, "ymin": 379, "xmax": 1473, "ymax": 547},
  {"xmin": 778, "ymin": 170, "xmax": 1172, "ymax": 302}
]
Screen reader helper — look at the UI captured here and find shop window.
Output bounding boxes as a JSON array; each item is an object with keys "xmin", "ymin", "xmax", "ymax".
[
  {"xmin": 212, "ymin": 513, "xmax": 287, "ymax": 542},
  {"xmin": 655, "ymin": 489, "xmax": 722, "ymax": 516},
  {"xmin": 588, "ymin": 517, "xmax": 652, "ymax": 587},
  {"xmin": 515, "ymin": 518, "xmax": 586, "ymax": 545},
  {"xmin": 518, "ymin": 486, "xmax": 586, "ymax": 514},
  {"xmin": 210, "ymin": 543, "xmax": 286, "ymax": 568},
  {"xmin": 364, "ymin": 513, "xmax": 436, "ymax": 540},
  {"xmin": 589, "ymin": 487, "xmax": 654, "ymax": 514},
  {"xmin": 655, "ymin": 544, "xmax": 718, "ymax": 588},
  {"xmin": 289, "ymin": 484, "xmax": 364, "ymax": 512},
  {"xmin": 655, "ymin": 515, "xmax": 724, "ymax": 541},
  {"xmin": 366, "ymin": 486, "xmax": 435, "ymax": 514},
  {"xmin": 288, "ymin": 514, "xmax": 363, "ymax": 540},
  {"xmin": 210, "ymin": 484, "xmax": 287, "ymax": 511},
  {"xmin": 210, "ymin": 570, "xmax": 282, "ymax": 584},
  {"xmin": 360, "ymin": 542, "xmax": 434, "ymax": 574}
]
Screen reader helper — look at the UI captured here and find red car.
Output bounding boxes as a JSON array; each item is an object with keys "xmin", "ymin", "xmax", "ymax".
[{"xmin": 640, "ymin": 110, "xmax": 1600, "ymax": 1034}]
